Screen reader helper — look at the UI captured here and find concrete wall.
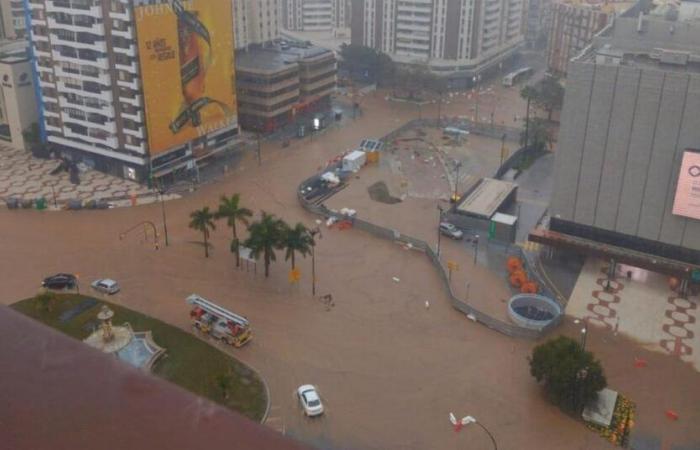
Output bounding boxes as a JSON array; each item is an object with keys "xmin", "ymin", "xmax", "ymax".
[
  {"xmin": 551, "ymin": 60, "xmax": 700, "ymax": 251},
  {"xmin": 0, "ymin": 58, "xmax": 38, "ymax": 150}
]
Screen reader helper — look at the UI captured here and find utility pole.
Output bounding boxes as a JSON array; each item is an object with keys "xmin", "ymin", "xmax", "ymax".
[
  {"xmin": 524, "ymin": 96, "xmax": 531, "ymax": 149},
  {"xmin": 159, "ymin": 188, "xmax": 169, "ymax": 246},
  {"xmin": 500, "ymin": 133, "xmax": 507, "ymax": 166},
  {"xmin": 256, "ymin": 132, "xmax": 262, "ymax": 166}
]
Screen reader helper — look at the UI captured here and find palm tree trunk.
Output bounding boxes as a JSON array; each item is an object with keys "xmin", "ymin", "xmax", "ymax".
[
  {"xmin": 264, "ymin": 252, "xmax": 270, "ymax": 277},
  {"xmin": 204, "ymin": 232, "xmax": 209, "ymax": 258},
  {"xmin": 232, "ymin": 222, "xmax": 240, "ymax": 267},
  {"xmin": 291, "ymin": 251, "xmax": 296, "ymax": 270}
]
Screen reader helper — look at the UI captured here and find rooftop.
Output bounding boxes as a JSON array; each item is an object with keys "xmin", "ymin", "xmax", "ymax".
[
  {"xmin": 456, "ymin": 178, "xmax": 517, "ymax": 219},
  {"xmin": 236, "ymin": 41, "xmax": 334, "ymax": 74}
]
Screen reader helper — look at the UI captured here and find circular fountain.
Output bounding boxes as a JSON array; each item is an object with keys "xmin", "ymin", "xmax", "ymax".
[
  {"xmin": 83, "ymin": 305, "xmax": 165, "ymax": 371},
  {"xmin": 507, "ymin": 294, "xmax": 562, "ymax": 331}
]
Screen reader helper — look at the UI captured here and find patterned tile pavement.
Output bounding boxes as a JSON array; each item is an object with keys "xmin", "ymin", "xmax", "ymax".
[
  {"xmin": 0, "ymin": 146, "xmax": 161, "ymax": 208},
  {"xmin": 567, "ymin": 257, "xmax": 700, "ymax": 372}
]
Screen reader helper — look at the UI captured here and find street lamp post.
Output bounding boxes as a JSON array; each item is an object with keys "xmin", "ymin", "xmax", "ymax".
[
  {"xmin": 449, "ymin": 414, "xmax": 497, "ymax": 450},
  {"xmin": 453, "ymin": 161, "xmax": 463, "ymax": 201},
  {"xmin": 472, "ymin": 75, "xmax": 481, "ymax": 123},
  {"xmin": 256, "ymin": 132, "xmax": 262, "ymax": 166},
  {"xmin": 574, "ymin": 318, "xmax": 589, "ymax": 351},
  {"xmin": 158, "ymin": 188, "xmax": 169, "ymax": 247},
  {"xmin": 437, "ymin": 205, "xmax": 444, "ymax": 257},
  {"xmin": 309, "ymin": 227, "xmax": 322, "ymax": 296},
  {"xmin": 472, "ymin": 234, "xmax": 480, "ymax": 265}
]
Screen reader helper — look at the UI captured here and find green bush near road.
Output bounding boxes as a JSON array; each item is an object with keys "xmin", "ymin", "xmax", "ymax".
[{"xmin": 12, "ymin": 294, "xmax": 267, "ymax": 421}]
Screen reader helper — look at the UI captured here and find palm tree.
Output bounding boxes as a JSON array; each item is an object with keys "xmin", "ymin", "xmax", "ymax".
[
  {"xmin": 189, "ymin": 207, "xmax": 216, "ymax": 258},
  {"xmin": 244, "ymin": 212, "xmax": 285, "ymax": 277},
  {"xmin": 215, "ymin": 194, "xmax": 252, "ymax": 267},
  {"xmin": 281, "ymin": 222, "xmax": 314, "ymax": 270}
]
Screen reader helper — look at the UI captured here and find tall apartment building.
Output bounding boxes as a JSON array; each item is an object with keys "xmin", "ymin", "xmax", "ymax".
[
  {"xmin": 233, "ymin": 0, "xmax": 281, "ymax": 50},
  {"xmin": 546, "ymin": 1, "xmax": 612, "ymax": 75},
  {"xmin": 350, "ymin": 0, "xmax": 526, "ymax": 82},
  {"xmin": 26, "ymin": 0, "xmax": 239, "ymax": 182},
  {"xmin": 283, "ymin": 0, "xmax": 349, "ymax": 31},
  {"xmin": 537, "ymin": 0, "xmax": 700, "ymax": 272},
  {"xmin": 0, "ymin": 0, "xmax": 27, "ymax": 39}
]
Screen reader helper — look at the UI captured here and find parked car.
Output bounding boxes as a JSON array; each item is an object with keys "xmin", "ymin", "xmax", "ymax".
[
  {"xmin": 297, "ymin": 385, "xmax": 324, "ymax": 417},
  {"xmin": 91, "ymin": 278, "xmax": 120, "ymax": 295},
  {"xmin": 42, "ymin": 273, "xmax": 77, "ymax": 290},
  {"xmin": 439, "ymin": 222, "xmax": 463, "ymax": 240}
]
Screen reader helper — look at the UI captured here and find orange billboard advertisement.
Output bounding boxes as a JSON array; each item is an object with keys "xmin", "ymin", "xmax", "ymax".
[
  {"xmin": 672, "ymin": 151, "xmax": 700, "ymax": 220},
  {"xmin": 135, "ymin": 0, "xmax": 237, "ymax": 155}
]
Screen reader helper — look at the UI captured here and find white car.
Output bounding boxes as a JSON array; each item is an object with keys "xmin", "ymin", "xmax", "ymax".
[
  {"xmin": 297, "ymin": 385, "xmax": 324, "ymax": 417},
  {"xmin": 91, "ymin": 278, "xmax": 120, "ymax": 295},
  {"xmin": 439, "ymin": 222, "xmax": 463, "ymax": 240}
]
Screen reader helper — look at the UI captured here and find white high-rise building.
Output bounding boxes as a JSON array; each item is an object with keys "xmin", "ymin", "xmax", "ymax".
[
  {"xmin": 283, "ymin": 0, "xmax": 349, "ymax": 31},
  {"xmin": 351, "ymin": 0, "xmax": 526, "ymax": 82},
  {"xmin": 26, "ymin": 0, "xmax": 240, "ymax": 182},
  {"xmin": 233, "ymin": 0, "xmax": 281, "ymax": 50}
]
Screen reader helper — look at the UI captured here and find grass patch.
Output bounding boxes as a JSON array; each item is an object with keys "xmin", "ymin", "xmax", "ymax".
[
  {"xmin": 12, "ymin": 293, "xmax": 267, "ymax": 421},
  {"xmin": 368, "ymin": 181, "xmax": 402, "ymax": 204}
]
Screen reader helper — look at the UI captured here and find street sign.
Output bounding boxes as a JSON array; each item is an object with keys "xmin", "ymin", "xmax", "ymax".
[
  {"xmin": 289, "ymin": 268, "xmax": 301, "ymax": 283},
  {"xmin": 692, "ymin": 269, "xmax": 700, "ymax": 282}
]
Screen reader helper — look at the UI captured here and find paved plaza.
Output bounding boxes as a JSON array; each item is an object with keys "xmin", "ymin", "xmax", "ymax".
[
  {"xmin": 0, "ymin": 145, "xmax": 154, "ymax": 207},
  {"xmin": 567, "ymin": 258, "xmax": 700, "ymax": 372}
]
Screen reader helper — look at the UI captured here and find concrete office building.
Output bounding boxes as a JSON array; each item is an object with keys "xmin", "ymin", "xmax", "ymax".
[
  {"xmin": 350, "ymin": 0, "xmax": 526, "ymax": 83},
  {"xmin": 236, "ymin": 43, "xmax": 336, "ymax": 132},
  {"xmin": 546, "ymin": 1, "xmax": 615, "ymax": 75},
  {"xmin": 233, "ymin": 0, "xmax": 281, "ymax": 50},
  {"xmin": 0, "ymin": 41, "xmax": 38, "ymax": 150},
  {"xmin": 283, "ymin": 0, "xmax": 349, "ymax": 31},
  {"xmin": 0, "ymin": 0, "xmax": 27, "ymax": 40},
  {"xmin": 26, "ymin": 0, "xmax": 240, "ymax": 183},
  {"xmin": 537, "ymin": 0, "xmax": 700, "ymax": 273}
]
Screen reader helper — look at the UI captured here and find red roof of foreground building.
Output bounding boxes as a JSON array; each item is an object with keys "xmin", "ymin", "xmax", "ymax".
[{"xmin": 0, "ymin": 305, "xmax": 313, "ymax": 450}]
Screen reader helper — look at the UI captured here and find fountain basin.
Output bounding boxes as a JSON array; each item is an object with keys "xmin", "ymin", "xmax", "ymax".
[{"xmin": 507, "ymin": 294, "xmax": 562, "ymax": 330}]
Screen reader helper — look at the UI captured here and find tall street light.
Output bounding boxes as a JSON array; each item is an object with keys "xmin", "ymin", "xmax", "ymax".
[
  {"xmin": 472, "ymin": 74, "xmax": 481, "ymax": 123},
  {"xmin": 574, "ymin": 318, "xmax": 589, "ymax": 351},
  {"xmin": 309, "ymin": 226, "xmax": 322, "ymax": 296},
  {"xmin": 437, "ymin": 205, "xmax": 444, "ymax": 257},
  {"xmin": 450, "ymin": 413, "xmax": 498, "ymax": 450},
  {"xmin": 472, "ymin": 234, "xmax": 480, "ymax": 265},
  {"xmin": 158, "ymin": 187, "xmax": 169, "ymax": 247},
  {"xmin": 453, "ymin": 160, "xmax": 463, "ymax": 202}
]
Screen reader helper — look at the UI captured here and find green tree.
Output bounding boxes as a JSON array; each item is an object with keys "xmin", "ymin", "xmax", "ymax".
[
  {"xmin": 521, "ymin": 117, "xmax": 552, "ymax": 152},
  {"xmin": 215, "ymin": 194, "xmax": 252, "ymax": 267},
  {"xmin": 538, "ymin": 76, "xmax": 565, "ymax": 121},
  {"xmin": 189, "ymin": 206, "xmax": 216, "ymax": 258},
  {"xmin": 244, "ymin": 212, "xmax": 285, "ymax": 278},
  {"xmin": 35, "ymin": 291, "xmax": 57, "ymax": 313},
  {"xmin": 530, "ymin": 336, "xmax": 607, "ymax": 414},
  {"xmin": 215, "ymin": 372, "xmax": 233, "ymax": 400},
  {"xmin": 281, "ymin": 222, "xmax": 314, "ymax": 270}
]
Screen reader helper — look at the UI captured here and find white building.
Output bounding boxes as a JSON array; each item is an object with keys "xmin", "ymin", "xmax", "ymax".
[
  {"xmin": 351, "ymin": 0, "xmax": 526, "ymax": 82},
  {"xmin": 283, "ymin": 0, "xmax": 349, "ymax": 31},
  {"xmin": 26, "ymin": 0, "xmax": 240, "ymax": 182},
  {"xmin": 233, "ymin": 0, "xmax": 281, "ymax": 50}
]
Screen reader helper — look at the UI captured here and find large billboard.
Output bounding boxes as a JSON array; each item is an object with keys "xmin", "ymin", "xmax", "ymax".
[
  {"xmin": 135, "ymin": 0, "xmax": 237, "ymax": 155},
  {"xmin": 672, "ymin": 151, "xmax": 700, "ymax": 220}
]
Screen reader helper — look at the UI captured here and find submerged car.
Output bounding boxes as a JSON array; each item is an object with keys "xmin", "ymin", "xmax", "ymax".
[
  {"xmin": 91, "ymin": 278, "xmax": 120, "ymax": 295},
  {"xmin": 439, "ymin": 222, "xmax": 463, "ymax": 240},
  {"xmin": 297, "ymin": 385, "xmax": 324, "ymax": 417},
  {"xmin": 42, "ymin": 273, "xmax": 77, "ymax": 290}
]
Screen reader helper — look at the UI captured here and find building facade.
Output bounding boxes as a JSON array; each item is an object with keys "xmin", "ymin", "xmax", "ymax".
[
  {"xmin": 546, "ymin": 1, "xmax": 611, "ymax": 75},
  {"xmin": 236, "ymin": 43, "xmax": 336, "ymax": 132},
  {"xmin": 233, "ymin": 0, "xmax": 281, "ymax": 50},
  {"xmin": 26, "ymin": 0, "xmax": 240, "ymax": 183},
  {"xmin": 350, "ymin": 0, "xmax": 526, "ymax": 82},
  {"xmin": 283, "ymin": 0, "xmax": 349, "ymax": 31},
  {"xmin": 547, "ymin": 0, "xmax": 700, "ymax": 267},
  {"xmin": 0, "ymin": 0, "xmax": 27, "ymax": 40}
]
